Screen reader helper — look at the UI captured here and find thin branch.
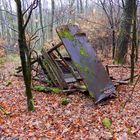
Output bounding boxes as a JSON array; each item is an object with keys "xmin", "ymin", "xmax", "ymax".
[
  {"xmin": 77, "ymin": 15, "xmax": 114, "ymax": 31},
  {"xmin": 30, "ymin": 7, "xmax": 76, "ymax": 37},
  {"xmin": 32, "ymin": 38, "xmax": 40, "ymax": 50},
  {"xmin": 0, "ymin": 19, "xmax": 18, "ymax": 33},
  {"xmin": 31, "ymin": 35, "xmax": 39, "ymax": 41},
  {"xmin": 6, "ymin": 25, "xmax": 18, "ymax": 33},
  {"xmin": 99, "ymin": 0, "xmax": 112, "ymax": 26},
  {"xmin": 121, "ymin": 0, "xmax": 125, "ymax": 8},
  {"xmin": 22, "ymin": 4, "xmax": 32, "ymax": 15},
  {"xmin": 0, "ymin": 9, "xmax": 16, "ymax": 16},
  {"xmin": 23, "ymin": 0, "xmax": 39, "ymax": 30}
]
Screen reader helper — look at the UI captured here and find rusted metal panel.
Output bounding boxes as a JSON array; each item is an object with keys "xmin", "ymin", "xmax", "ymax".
[{"xmin": 56, "ymin": 25, "xmax": 115, "ymax": 102}]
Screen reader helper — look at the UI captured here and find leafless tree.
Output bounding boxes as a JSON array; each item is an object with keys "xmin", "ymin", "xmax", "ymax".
[
  {"xmin": 14, "ymin": 0, "xmax": 39, "ymax": 111},
  {"xmin": 115, "ymin": 0, "xmax": 136, "ymax": 64},
  {"xmin": 99, "ymin": 0, "xmax": 122, "ymax": 58}
]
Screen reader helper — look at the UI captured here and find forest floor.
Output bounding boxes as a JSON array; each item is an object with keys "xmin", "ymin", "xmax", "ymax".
[{"xmin": 0, "ymin": 51, "xmax": 140, "ymax": 140}]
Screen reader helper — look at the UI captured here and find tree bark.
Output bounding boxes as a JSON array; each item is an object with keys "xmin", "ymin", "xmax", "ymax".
[
  {"xmin": 15, "ymin": 0, "xmax": 34, "ymax": 111},
  {"xmin": 50, "ymin": 0, "xmax": 55, "ymax": 40},
  {"xmin": 130, "ymin": 0, "xmax": 137, "ymax": 83},
  {"xmin": 38, "ymin": 0, "xmax": 45, "ymax": 41},
  {"xmin": 115, "ymin": 0, "xmax": 135, "ymax": 64},
  {"xmin": 99, "ymin": 0, "xmax": 117, "ymax": 59},
  {"xmin": 79, "ymin": 0, "xmax": 83, "ymax": 13}
]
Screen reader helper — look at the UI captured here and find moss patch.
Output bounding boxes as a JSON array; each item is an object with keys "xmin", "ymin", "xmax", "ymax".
[
  {"xmin": 33, "ymin": 86, "xmax": 62, "ymax": 93},
  {"xmin": 58, "ymin": 30, "xmax": 74, "ymax": 41},
  {"xmin": 60, "ymin": 97, "xmax": 69, "ymax": 105},
  {"xmin": 51, "ymin": 87, "xmax": 62, "ymax": 94},
  {"xmin": 80, "ymin": 47, "xmax": 88, "ymax": 57},
  {"xmin": 102, "ymin": 117, "xmax": 112, "ymax": 129}
]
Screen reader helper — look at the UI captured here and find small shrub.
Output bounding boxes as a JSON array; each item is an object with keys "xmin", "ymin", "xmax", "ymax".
[
  {"xmin": 102, "ymin": 117, "xmax": 112, "ymax": 129},
  {"xmin": 33, "ymin": 86, "xmax": 47, "ymax": 92},
  {"xmin": 60, "ymin": 97, "xmax": 69, "ymax": 105}
]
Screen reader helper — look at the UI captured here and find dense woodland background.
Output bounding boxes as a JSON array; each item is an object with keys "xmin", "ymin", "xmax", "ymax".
[
  {"xmin": 0, "ymin": 0, "xmax": 139, "ymax": 51},
  {"xmin": 0, "ymin": 0, "xmax": 140, "ymax": 139}
]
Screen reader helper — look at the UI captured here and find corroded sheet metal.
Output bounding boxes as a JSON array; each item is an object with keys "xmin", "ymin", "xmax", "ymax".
[{"xmin": 56, "ymin": 25, "xmax": 115, "ymax": 102}]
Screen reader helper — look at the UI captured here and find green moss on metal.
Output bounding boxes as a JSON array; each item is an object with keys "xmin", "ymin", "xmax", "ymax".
[
  {"xmin": 80, "ymin": 47, "xmax": 85, "ymax": 55},
  {"xmin": 80, "ymin": 47, "xmax": 88, "ymax": 57},
  {"xmin": 58, "ymin": 30, "xmax": 74, "ymax": 40}
]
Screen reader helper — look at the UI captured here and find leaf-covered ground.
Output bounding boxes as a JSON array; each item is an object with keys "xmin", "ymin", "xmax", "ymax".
[{"xmin": 0, "ymin": 54, "xmax": 140, "ymax": 140}]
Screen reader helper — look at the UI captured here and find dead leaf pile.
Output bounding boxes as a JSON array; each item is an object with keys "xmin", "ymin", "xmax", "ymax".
[{"xmin": 0, "ymin": 52, "xmax": 140, "ymax": 140}]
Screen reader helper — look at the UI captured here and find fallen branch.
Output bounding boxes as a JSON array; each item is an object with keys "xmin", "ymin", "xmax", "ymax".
[
  {"xmin": 14, "ymin": 74, "xmax": 48, "ymax": 83},
  {"xmin": 16, "ymin": 59, "xmax": 38, "ymax": 73},
  {"xmin": 107, "ymin": 64, "xmax": 131, "ymax": 68},
  {"xmin": 122, "ymin": 74, "xmax": 139, "ymax": 81},
  {"xmin": 112, "ymin": 80, "xmax": 129, "ymax": 84}
]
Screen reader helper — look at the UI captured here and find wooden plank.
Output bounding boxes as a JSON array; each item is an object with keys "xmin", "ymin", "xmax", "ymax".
[
  {"xmin": 39, "ymin": 56, "xmax": 57, "ymax": 86},
  {"xmin": 42, "ymin": 48, "xmax": 68, "ymax": 89},
  {"xmin": 55, "ymin": 48, "xmax": 79, "ymax": 80},
  {"xmin": 47, "ymin": 42, "xmax": 63, "ymax": 53},
  {"xmin": 56, "ymin": 25, "xmax": 115, "ymax": 102},
  {"xmin": 64, "ymin": 73, "xmax": 82, "ymax": 83}
]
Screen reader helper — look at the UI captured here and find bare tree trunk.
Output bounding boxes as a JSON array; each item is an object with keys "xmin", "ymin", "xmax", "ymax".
[
  {"xmin": 79, "ymin": 0, "xmax": 83, "ymax": 13},
  {"xmin": 130, "ymin": 0, "xmax": 137, "ymax": 83},
  {"xmin": 15, "ymin": 0, "xmax": 34, "ymax": 111},
  {"xmin": 85, "ymin": 0, "xmax": 88, "ymax": 14},
  {"xmin": 38, "ymin": 0, "xmax": 45, "ymax": 41},
  {"xmin": 115, "ymin": 0, "xmax": 135, "ymax": 64},
  {"xmin": 50, "ymin": 0, "xmax": 55, "ymax": 40},
  {"xmin": 0, "ymin": 1, "xmax": 4, "ymax": 37},
  {"xmin": 135, "ymin": 1, "xmax": 139, "ymax": 62},
  {"xmin": 8, "ymin": 0, "xmax": 16, "ymax": 45},
  {"xmin": 99, "ymin": 0, "xmax": 117, "ymax": 59},
  {"xmin": 112, "ymin": 27, "xmax": 116, "ymax": 58},
  {"xmin": 77, "ymin": 0, "xmax": 80, "ymax": 13}
]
